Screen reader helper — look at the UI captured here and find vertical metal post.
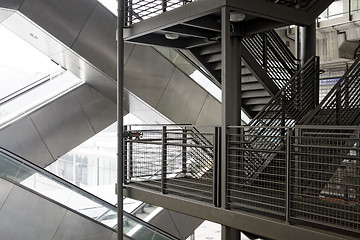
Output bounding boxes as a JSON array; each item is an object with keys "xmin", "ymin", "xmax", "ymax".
[
  {"xmin": 263, "ymin": 32, "xmax": 268, "ymax": 71},
  {"xmin": 356, "ymin": 129, "xmax": 360, "ymax": 204},
  {"xmin": 182, "ymin": 127, "xmax": 187, "ymax": 174},
  {"xmin": 128, "ymin": 126, "xmax": 133, "ymax": 182},
  {"xmin": 161, "ymin": 126, "xmax": 167, "ymax": 194},
  {"xmin": 123, "ymin": 126, "xmax": 128, "ymax": 184},
  {"xmin": 313, "ymin": 56, "xmax": 320, "ymax": 108},
  {"xmin": 162, "ymin": 0, "xmax": 167, "ymax": 12},
  {"xmin": 221, "ymin": 6, "xmax": 242, "ymax": 239},
  {"xmin": 285, "ymin": 128, "xmax": 292, "ymax": 223},
  {"xmin": 295, "ymin": 26, "xmax": 300, "ymax": 62},
  {"xmin": 349, "ymin": 0, "xmax": 352, "ymax": 21},
  {"xmin": 337, "ymin": 86, "xmax": 342, "ymax": 125},
  {"xmin": 117, "ymin": 0, "xmax": 125, "ymax": 239},
  {"xmin": 300, "ymin": 21, "xmax": 316, "ymax": 67},
  {"xmin": 213, "ymin": 127, "xmax": 221, "ymax": 207}
]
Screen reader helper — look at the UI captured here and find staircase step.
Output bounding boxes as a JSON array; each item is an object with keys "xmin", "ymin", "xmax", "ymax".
[
  {"xmin": 242, "ymin": 82, "xmax": 266, "ymax": 91},
  {"xmin": 242, "ymin": 89, "xmax": 271, "ymax": 98},
  {"xmin": 198, "ymin": 44, "xmax": 221, "ymax": 56},
  {"xmin": 204, "ymin": 54, "xmax": 221, "ymax": 63},
  {"xmin": 241, "ymin": 74, "xmax": 258, "ymax": 83},
  {"xmin": 243, "ymin": 96, "xmax": 271, "ymax": 105}
]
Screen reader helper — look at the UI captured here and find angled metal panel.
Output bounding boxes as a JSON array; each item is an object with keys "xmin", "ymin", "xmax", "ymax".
[
  {"xmin": 0, "ymin": 0, "xmax": 24, "ymax": 10},
  {"xmin": 52, "ymin": 210, "xmax": 115, "ymax": 240},
  {"xmin": 73, "ymin": 84, "xmax": 116, "ymax": 133},
  {"xmin": 127, "ymin": 91, "xmax": 172, "ymax": 124},
  {"xmin": 0, "ymin": 178, "xmax": 13, "ymax": 209},
  {"xmin": 195, "ymin": 95, "xmax": 221, "ymax": 126},
  {"xmin": 156, "ymin": 69, "xmax": 208, "ymax": 124},
  {"xmin": 149, "ymin": 210, "xmax": 203, "ymax": 239},
  {"xmin": 19, "ymin": 0, "xmax": 97, "ymax": 47},
  {"xmin": 0, "ymin": 8, "xmax": 15, "ymax": 23},
  {"xmin": 0, "ymin": 184, "xmax": 66, "ymax": 240},
  {"xmin": 2, "ymin": 12, "xmax": 67, "ymax": 56},
  {"xmin": 124, "ymin": 45, "xmax": 176, "ymax": 108},
  {"xmin": 29, "ymin": 90, "xmax": 95, "ymax": 160},
  {"xmin": 72, "ymin": 4, "xmax": 117, "ymax": 80},
  {"xmin": 0, "ymin": 117, "xmax": 54, "ymax": 167}
]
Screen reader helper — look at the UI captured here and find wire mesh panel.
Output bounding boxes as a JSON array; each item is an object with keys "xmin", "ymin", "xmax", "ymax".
[
  {"xmin": 125, "ymin": 0, "xmax": 193, "ymax": 25},
  {"xmin": 125, "ymin": 125, "xmax": 215, "ymax": 204},
  {"xmin": 227, "ymin": 126, "xmax": 287, "ymax": 216},
  {"xmin": 291, "ymin": 126, "xmax": 360, "ymax": 234}
]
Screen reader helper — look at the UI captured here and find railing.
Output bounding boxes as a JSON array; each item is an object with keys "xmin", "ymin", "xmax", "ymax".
[
  {"xmin": 226, "ymin": 125, "xmax": 359, "ymax": 235},
  {"xmin": 124, "ymin": 125, "xmax": 215, "ymax": 204},
  {"xmin": 302, "ymin": 56, "xmax": 360, "ymax": 125},
  {"xmin": 243, "ymin": 30, "xmax": 299, "ymax": 90},
  {"xmin": 125, "ymin": 0, "xmax": 193, "ymax": 25},
  {"xmin": 0, "ymin": 147, "xmax": 178, "ymax": 240},
  {"xmin": 127, "ymin": 124, "xmax": 359, "ymax": 235},
  {"xmin": 241, "ymin": 56, "xmax": 319, "ymax": 180}
]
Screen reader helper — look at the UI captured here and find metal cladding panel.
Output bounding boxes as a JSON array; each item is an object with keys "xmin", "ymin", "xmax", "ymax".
[
  {"xmin": 0, "ymin": 184, "xmax": 66, "ymax": 240},
  {"xmin": 127, "ymin": 91, "xmax": 171, "ymax": 124},
  {"xmin": 0, "ymin": 0, "xmax": 24, "ymax": 9},
  {"xmin": 72, "ymin": 4, "xmax": 117, "ymax": 80},
  {"xmin": 73, "ymin": 84, "xmax": 116, "ymax": 133},
  {"xmin": 2, "ymin": 12, "xmax": 67, "ymax": 56},
  {"xmin": 149, "ymin": 210, "xmax": 203, "ymax": 239},
  {"xmin": 19, "ymin": 0, "xmax": 97, "ymax": 47},
  {"xmin": 195, "ymin": 95, "xmax": 221, "ymax": 126},
  {"xmin": 0, "ymin": 8, "xmax": 15, "ymax": 23},
  {"xmin": 51, "ymin": 49, "xmax": 118, "ymax": 103},
  {"xmin": 0, "ymin": 179, "xmax": 13, "ymax": 209},
  {"xmin": 52, "ymin": 210, "xmax": 115, "ymax": 240},
  {"xmin": 0, "ymin": 117, "xmax": 54, "ymax": 167},
  {"xmin": 29, "ymin": 90, "xmax": 95, "ymax": 160},
  {"xmin": 124, "ymin": 45, "xmax": 176, "ymax": 108},
  {"xmin": 156, "ymin": 69, "xmax": 208, "ymax": 124}
]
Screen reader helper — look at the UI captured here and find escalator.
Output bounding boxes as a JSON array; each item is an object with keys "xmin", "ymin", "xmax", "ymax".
[{"xmin": 0, "ymin": 147, "xmax": 178, "ymax": 240}]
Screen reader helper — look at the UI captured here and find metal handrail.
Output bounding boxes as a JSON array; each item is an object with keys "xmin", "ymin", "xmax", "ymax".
[
  {"xmin": 302, "ymin": 56, "xmax": 360, "ymax": 125},
  {"xmin": 0, "ymin": 147, "xmax": 179, "ymax": 240},
  {"xmin": 243, "ymin": 30, "xmax": 299, "ymax": 90}
]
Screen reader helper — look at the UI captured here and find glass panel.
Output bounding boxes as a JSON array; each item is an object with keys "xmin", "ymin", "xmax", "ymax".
[
  {"xmin": 124, "ymin": 216, "xmax": 170, "ymax": 240},
  {"xmin": 0, "ymin": 71, "xmax": 83, "ymax": 126},
  {"xmin": 0, "ymin": 26, "xmax": 60, "ymax": 100}
]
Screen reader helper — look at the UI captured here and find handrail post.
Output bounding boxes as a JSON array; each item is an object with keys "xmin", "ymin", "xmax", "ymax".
[
  {"xmin": 161, "ymin": 126, "xmax": 167, "ymax": 194},
  {"xmin": 128, "ymin": 126, "xmax": 133, "ymax": 182},
  {"xmin": 213, "ymin": 127, "xmax": 221, "ymax": 207},
  {"xmin": 263, "ymin": 32, "xmax": 268, "ymax": 71},
  {"xmin": 337, "ymin": 86, "xmax": 342, "ymax": 125},
  {"xmin": 182, "ymin": 127, "xmax": 187, "ymax": 175},
  {"xmin": 285, "ymin": 128, "xmax": 292, "ymax": 223},
  {"xmin": 162, "ymin": 0, "xmax": 167, "ymax": 12},
  {"xmin": 356, "ymin": 129, "xmax": 360, "ymax": 204},
  {"xmin": 313, "ymin": 56, "xmax": 320, "ymax": 108},
  {"xmin": 124, "ymin": 126, "xmax": 128, "ymax": 184}
]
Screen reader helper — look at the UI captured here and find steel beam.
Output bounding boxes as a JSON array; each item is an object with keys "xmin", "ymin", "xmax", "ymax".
[{"xmin": 124, "ymin": 186, "xmax": 355, "ymax": 240}]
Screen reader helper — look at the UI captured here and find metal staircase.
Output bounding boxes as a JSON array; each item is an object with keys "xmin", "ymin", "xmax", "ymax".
[{"xmin": 188, "ymin": 30, "xmax": 299, "ymax": 117}]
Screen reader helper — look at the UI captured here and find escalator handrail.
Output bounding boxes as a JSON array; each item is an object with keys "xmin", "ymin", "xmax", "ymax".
[{"xmin": 0, "ymin": 147, "xmax": 180, "ymax": 240}]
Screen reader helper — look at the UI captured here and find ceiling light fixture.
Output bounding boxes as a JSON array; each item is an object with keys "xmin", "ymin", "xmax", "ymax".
[
  {"xmin": 230, "ymin": 12, "xmax": 246, "ymax": 22},
  {"xmin": 164, "ymin": 32, "xmax": 179, "ymax": 40}
]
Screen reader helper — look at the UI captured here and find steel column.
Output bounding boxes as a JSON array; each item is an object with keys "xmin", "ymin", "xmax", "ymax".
[
  {"xmin": 221, "ymin": 226, "xmax": 240, "ymax": 240},
  {"xmin": 300, "ymin": 21, "xmax": 316, "ymax": 67},
  {"xmin": 213, "ymin": 127, "xmax": 221, "ymax": 207},
  {"xmin": 117, "ymin": 0, "xmax": 125, "ymax": 239},
  {"xmin": 295, "ymin": 26, "xmax": 300, "ymax": 61},
  {"xmin": 221, "ymin": 6, "xmax": 242, "ymax": 239},
  {"xmin": 161, "ymin": 126, "xmax": 167, "ymax": 194},
  {"xmin": 182, "ymin": 127, "xmax": 187, "ymax": 174}
]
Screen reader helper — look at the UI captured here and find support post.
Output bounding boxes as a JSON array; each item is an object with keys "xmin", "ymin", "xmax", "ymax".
[
  {"xmin": 182, "ymin": 127, "xmax": 187, "ymax": 174},
  {"xmin": 162, "ymin": 0, "xmax": 167, "ymax": 12},
  {"xmin": 221, "ymin": 6, "xmax": 242, "ymax": 239},
  {"xmin": 213, "ymin": 127, "xmax": 221, "ymax": 207},
  {"xmin": 263, "ymin": 32, "xmax": 268, "ymax": 71},
  {"xmin": 117, "ymin": 0, "xmax": 125, "ymax": 239},
  {"xmin": 285, "ymin": 128, "xmax": 292, "ymax": 223},
  {"xmin": 161, "ymin": 126, "xmax": 167, "ymax": 194},
  {"xmin": 300, "ymin": 22, "xmax": 316, "ymax": 67},
  {"xmin": 128, "ymin": 126, "xmax": 133, "ymax": 182},
  {"xmin": 295, "ymin": 26, "xmax": 300, "ymax": 62}
]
